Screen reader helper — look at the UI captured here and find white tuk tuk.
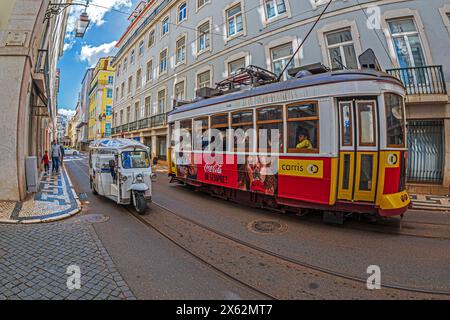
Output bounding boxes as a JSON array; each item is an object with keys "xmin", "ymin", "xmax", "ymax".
[{"xmin": 89, "ymin": 138, "xmax": 156, "ymax": 214}]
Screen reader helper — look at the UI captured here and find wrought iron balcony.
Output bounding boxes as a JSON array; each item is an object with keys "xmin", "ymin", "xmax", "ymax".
[{"xmin": 386, "ymin": 65, "xmax": 447, "ymax": 96}]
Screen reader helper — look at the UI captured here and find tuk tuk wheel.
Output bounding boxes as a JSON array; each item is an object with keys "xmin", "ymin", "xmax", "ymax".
[
  {"xmin": 134, "ymin": 192, "xmax": 147, "ymax": 215},
  {"xmin": 92, "ymin": 182, "xmax": 98, "ymax": 195}
]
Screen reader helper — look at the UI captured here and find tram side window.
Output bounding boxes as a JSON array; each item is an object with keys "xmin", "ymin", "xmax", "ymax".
[
  {"xmin": 231, "ymin": 110, "xmax": 254, "ymax": 152},
  {"xmin": 357, "ymin": 102, "xmax": 376, "ymax": 146},
  {"xmin": 287, "ymin": 102, "xmax": 319, "ymax": 153},
  {"xmin": 179, "ymin": 119, "xmax": 192, "ymax": 151},
  {"xmin": 385, "ymin": 93, "xmax": 405, "ymax": 148},
  {"xmin": 210, "ymin": 114, "xmax": 228, "ymax": 152},
  {"xmin": 193, "ymin": 117, "xmax": 209, "ymax": 151},
  {"xmin": 257, "ymin": 106, "xmax": 283, "ymax": 152}
]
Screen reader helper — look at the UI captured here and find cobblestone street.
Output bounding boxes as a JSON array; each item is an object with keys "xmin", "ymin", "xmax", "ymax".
[{"xmin": 0, "ymin": 219, "xmax": 135, "ymax": 300}]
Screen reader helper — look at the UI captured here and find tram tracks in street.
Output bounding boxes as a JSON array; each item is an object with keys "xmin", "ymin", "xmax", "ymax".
[
  {"xmin": 68, "ymin": 160, "xmax": 450, "ymax": 298},
  {"xmin": 127, "ymin": 200, "xmax": 450, "ymax": 299}
]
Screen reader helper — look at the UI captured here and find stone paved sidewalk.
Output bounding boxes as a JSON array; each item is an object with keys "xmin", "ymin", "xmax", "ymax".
[
  {"xmin": 0, "ymin": 168, "xmax": 81, "ymax": 223},
  {"xmin": 410, "ymin": 194, "xmax": 450, "ymax": 212},
  {"xmin": 0, "ymin": 219, "xmax": 135, "ymax": 300}
]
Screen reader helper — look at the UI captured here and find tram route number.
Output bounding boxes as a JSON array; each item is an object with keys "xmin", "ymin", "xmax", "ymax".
[{"xmin": 176, "ymin": 304, "xmax": 273, "ymax": 317}]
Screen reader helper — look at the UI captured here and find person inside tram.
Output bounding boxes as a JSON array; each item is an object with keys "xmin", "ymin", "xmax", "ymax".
[{"xmin": 296, "ymin": 131, "xmax": 313, "ymax": 150}]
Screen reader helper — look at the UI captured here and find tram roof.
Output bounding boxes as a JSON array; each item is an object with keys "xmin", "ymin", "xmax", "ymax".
[
  {"xmin": 89, "ymin": 138, "xmax": 148, "ymax": 151},
  {"xmin": 168, "ymin": 70, "xmax": 404, "ymax": 117}
]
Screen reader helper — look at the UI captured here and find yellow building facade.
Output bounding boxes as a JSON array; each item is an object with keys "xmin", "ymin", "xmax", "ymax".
[{"xmin": 88, "ymin": 56, "xmax": 115, "ymax": 141}]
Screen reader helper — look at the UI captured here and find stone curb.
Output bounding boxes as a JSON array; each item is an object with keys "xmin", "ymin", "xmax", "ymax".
[{"xmin": 0, "ymin": 167, "xmax": 82, "ymax": 224}]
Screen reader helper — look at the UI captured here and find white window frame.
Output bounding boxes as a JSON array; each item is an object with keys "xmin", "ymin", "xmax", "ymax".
[
  {"xmin": 134, "ymin": 100, "xmax": 140, "ymax": 121},
  {"xmin": 317, "ymin": 20, "xmax": 362, "ymax": 70},
  {"xmin": 136, "ymin": 68, "xmax": 142, "ymax": 90},
  {"xmin": 195, "ymin": 65, "xmax": 213, "ymax": 91},
  {"xmin": 196, "ymin": 0, "xmax": 210, "ymax": 11},
  {"xmin": 178, "ymin": 2, "xmax": 187, "ymax": 24},
  {"xmin": 144, "ymin": 95, "xmax": 152, "ymax": 118},
  {"xmin": 196, "ymin": 18, "xmax": 212, "ymax": 56},
  {"xmin": 264, "ymin": 36, "xmax": 300, "ymax": 76},
  {"xmin": 224, "ymin": 1, "xmax": 246, "ymax": 42},
  {"xmin": 381, "ymin": 9, "xmax": 433, "ymax": 67},
  {"xmin": 175, "ymin": 34, "xmax": 187, "ymax": 66},
  {"xmin": 441, "ymin": 5, "xmax": 450, "ymax": 35},
  {"xmin": 138, "ymin": 40, "xmax": 144, "ymax": 56},
  {"xmin": 161, "ymin": 16, "xmax": 170, "ymax": 37},
  {"xmin": 223, "ymin": 51, "xmax": 250, "ymax": 77},
  {"xmin": 159, "ymin": 47, "xmax": 168, "ymax": 76},
  {"xmin": 146, "ymin": 59, "xmax": 153, "ymax": 82},
  {"xmin": 130, "ymin": 49, "xmax": 135, "ymax": 65},
  {"xmin": 148, "ymin": 28, "xmax": 155, "ymax": 48},
  {"xmin": 157, "ymin": 88, "xmax": 167, "ymax": 114},
  {"xmin": 173, "ymin": 77, "xmax": 187, "ymax": 102},
  {"xmin": 261, "ymin": 0, "xmax": 291, "ymax": 25},
  {"xmin": 127, "ymin": 76, "xmax": 133, "ymax": 95}
]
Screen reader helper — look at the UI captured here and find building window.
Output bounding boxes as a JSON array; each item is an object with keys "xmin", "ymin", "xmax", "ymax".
[
  {"xmin": 271, "ymin": 42, "xmax": 294, "ymax": 80},
  {"xmin": 105, "ymin": 123, "xmax": 111, "ymax": 137},
  {"xmin": 128, "ymin": 76, "xmax": 132, "ymax": 94},
  {"xmin": 130, "ymin": 49, "xmax": 135, "ymax": 64},
  {"xmin": 178, "ymin": 2, "xmax": 187, "ymax": 23},
  {"xmin": 105, "ymin": 105, "xmax": 112, "ymax": 116},
  {"xmin": 148, "ymin": 29, "xmax": 155, "ymax": 47},
  {"xmin": 197, "ymin": 70, "xmax": 211, "ymax": 89},
  {"xmin": 325, "ymin": 29, "xmax": 358, "ymax": 70},
  {"xmin": 108, "ymin": 76, "xmax": 114, "ymax": 84},
  {"xmin": 136, "ymin": 69, "xmax": 142, "ymax": 89},
  {"xmin": 145, "ymin": 96, "xmax": 151, "ymax": 117},
  {"xmin": 198, "ymin": 21, "xmax": 210, "ymax": 52},
  {"xmin": 117, "ymin": 64, "xmax": 121, "ymax": 76},
  {"xmin": 123, "ymin": 58, "xmax": 127, "ymax": 70},
  {"xmin": 176, "ymin": 36, "xmax": 186, "ymax": 65},
  {"xmin": 197, "ymin": 0, "xmax": 210, "ymax": 9},
  {"xmin": 146, "ymin": 60, "xmax": 153, "ymax": 81},
  {"xmin": 287, "ymin": 102, "xmax": 319, "ymax": 153},
  {"xmin": 228, "ymin": 57, "xmax": 246, "ymax": 75},
  {"xmin": 126, "ymin": 106, "xmax": 131, "ymax": 123},
  {"xmin": 158, "ymin": 89, "xmax": 166, "ymax": 114},
  {"xmin": 115, "ymin": 87, "xmax": 119, "ymax": 99},
  {"xmin": 139, "ymin": 40, "xmax": 144, "ymax": 56},
  {"xmin": 174, "ymin": 81, "xmax": 185, "ymax": 101},
  {"xmin": 134, "ymin": 101, "xmax": 140, "ymax": 121},
  {"xmin": 106, "ymin": 89, "xmax": 113, "ymax": 98},
  {"xmin": 162, "ymin": 16, "xmax": 169, "ymax": 36},
  {"xmin": 121, "ymin": 82, "xmax": 125, "ymax": 98},
  {"xmin": 120, "ymin": 110, "xmax": 123, "ymax": 125},
  {"xmin": 265, "ymin": 0, "xmax": 287, "ymax": 20},
  {"xmin": 388, "ymin": 18, "xmax": 426, "ymax": 69},
  {"xmin": 159, "ymin": 49, "xmax": 168, "ymax": 74},
  {"xmin": 227, "ymin": 4, "xmax": 243, "ymax": 37}
]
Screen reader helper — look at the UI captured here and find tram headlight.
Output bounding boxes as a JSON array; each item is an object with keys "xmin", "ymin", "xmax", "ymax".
[{"xmin": 135, "ymin": 174, "xmax": 144, "ymax": 183}]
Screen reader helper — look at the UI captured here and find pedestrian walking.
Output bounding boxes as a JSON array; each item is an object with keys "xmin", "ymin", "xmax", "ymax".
[
  {"xmin": 51, "ymin": 140, "xmax": 61, "ymax": 173},
  {"xmin": 59, "ymin": 144, "xmax": 65, "ymax": 167},
  {"xmin": 41, "ymin": 150, "xmax": 50, "ymax": 174}
]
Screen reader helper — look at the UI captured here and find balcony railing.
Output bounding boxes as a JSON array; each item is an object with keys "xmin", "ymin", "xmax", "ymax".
[
  {"xmin": 111, "ymin": 113, "xmax": 167, "ymax": 135},
  {"xmin": 386, "ymin": 65, "xmax": 447, "ymax": 96}
]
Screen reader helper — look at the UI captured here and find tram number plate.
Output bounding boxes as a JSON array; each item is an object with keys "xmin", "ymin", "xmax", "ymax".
[{"xmin": 278, "ymin": 159, "xmax": 323, "ymax": 179}]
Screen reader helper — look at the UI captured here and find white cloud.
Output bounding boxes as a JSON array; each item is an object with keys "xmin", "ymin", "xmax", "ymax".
[
  {"xmin": 63, "ymin": 0, "xmax": 132, "ymax": 52},
  {"xmin": 79, "ymin": 40, "xmax": 118, "ymax": 66},
  {"xmin": 58, "ymin": 108, "xmax": 76, "ymax": 117}
]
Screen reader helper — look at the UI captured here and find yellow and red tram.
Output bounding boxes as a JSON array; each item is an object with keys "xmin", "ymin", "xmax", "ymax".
[{"xmin": 167, "ymin": 69, "xmax": 410, "ymax": 219}]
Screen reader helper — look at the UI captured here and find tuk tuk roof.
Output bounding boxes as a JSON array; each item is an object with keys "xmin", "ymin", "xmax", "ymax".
[{"xmin": 89, "ymin": 138, "xmax": 148, "ymax": 151}]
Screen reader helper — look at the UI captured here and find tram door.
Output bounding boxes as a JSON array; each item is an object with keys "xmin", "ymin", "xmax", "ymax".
[{"xmin": 337, "ymin": 99, "xmax": 378, "ymax": 202}]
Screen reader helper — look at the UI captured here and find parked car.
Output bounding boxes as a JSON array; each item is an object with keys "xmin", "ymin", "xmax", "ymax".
[{"xmin": 64, "ymin": 147, "xmax": 79, "ymax": 155}]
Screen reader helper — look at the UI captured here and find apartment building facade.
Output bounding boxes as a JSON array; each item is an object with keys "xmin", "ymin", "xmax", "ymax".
[
  {"xmin": 0, "ymin": 0, "xmax": 70, "ymax": 200},
  {"xmin": 88, "ymin": 57, "xmax": 115, "ymax": 141},
  {"xmin": 77, "ymin": 68, "xmax": 94, "ymax": 150},
  {"xmin": 111, "ymin": 0, "xmax": 450, "ymax": 193}
]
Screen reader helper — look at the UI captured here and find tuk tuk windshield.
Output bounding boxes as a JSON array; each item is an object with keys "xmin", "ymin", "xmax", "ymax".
[{"xmin": 121, "ymin": 151, "xmax": 150, "ymax": 169}]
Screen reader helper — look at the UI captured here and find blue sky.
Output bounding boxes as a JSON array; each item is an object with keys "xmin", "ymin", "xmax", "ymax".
[{"xmin": 58, "ymin": 0, "xmax": 141, "ymax": 115}]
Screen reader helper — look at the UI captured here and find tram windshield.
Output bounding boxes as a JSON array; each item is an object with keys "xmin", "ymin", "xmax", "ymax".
[
  {"xmin": 121, "ymin": 151, "xmax": 150, "ymax": 169},
  {"xmin": 385, "ymin": 93, "xmax": 405, "ymax": 147}
]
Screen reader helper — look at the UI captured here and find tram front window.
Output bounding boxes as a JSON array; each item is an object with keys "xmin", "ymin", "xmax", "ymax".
[
  {"xmin": 385, "ymin": 93, "xmax": 405, "ymax": 147},
  {"xmin": 122, "ymin": 151, "xmax": 150, "ymax": 169}
]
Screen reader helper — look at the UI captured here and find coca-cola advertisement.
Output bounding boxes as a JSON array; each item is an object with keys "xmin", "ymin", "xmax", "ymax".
[{"xmin": 237, "ymin": 155, "xmax": 278, "ymax": 196}]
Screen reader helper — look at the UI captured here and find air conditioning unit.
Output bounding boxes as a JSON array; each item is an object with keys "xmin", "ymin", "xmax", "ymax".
[{"xmin": 25, "ymin": 156, "xmax": 39, "ymax": 193}]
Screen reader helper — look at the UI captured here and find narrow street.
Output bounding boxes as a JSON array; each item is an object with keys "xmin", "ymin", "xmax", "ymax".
[{"xmin": 60, "ymin": 153, "xmax": 450, "ymax": 299}]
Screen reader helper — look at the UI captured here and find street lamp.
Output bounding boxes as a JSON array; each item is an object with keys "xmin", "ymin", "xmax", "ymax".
[{"xmin": 45, "ymin": 1, "xmax": 91, "ymax": 38}]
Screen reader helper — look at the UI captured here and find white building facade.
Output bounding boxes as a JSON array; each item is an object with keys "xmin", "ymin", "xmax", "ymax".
[{"xmin": 112, "ymin": 0, "xmax": 450, "ymax": 193}]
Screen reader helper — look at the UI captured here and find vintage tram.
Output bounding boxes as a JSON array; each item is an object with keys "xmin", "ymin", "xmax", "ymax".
[{"xmin": 167, "ymin": 66, "xmax": 410, "ymax": 221}]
